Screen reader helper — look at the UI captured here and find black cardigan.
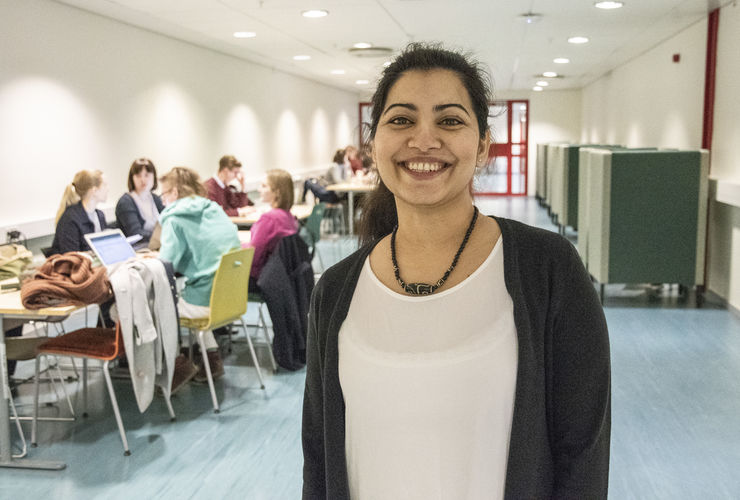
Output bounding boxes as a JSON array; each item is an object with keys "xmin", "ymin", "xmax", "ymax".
[
  {"xmin": 50, "ymin": 202, "xmax": 107, "ymax": 255},
  {"xmin": 115, "ymin": 192, "xmax": 164, "ymax": 241},
  {"xmin": 302, "ymin": 216, "xmax": 611, "ymax": 499}
]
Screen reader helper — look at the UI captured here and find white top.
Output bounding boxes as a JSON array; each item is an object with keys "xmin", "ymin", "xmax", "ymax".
[
  {"xmin": 339, "ymin": 237, "xmax": 518, "ymax": 500},
  {"xmin": 86, "ymin": 207, "xmax": 101, "ymax": 233}
]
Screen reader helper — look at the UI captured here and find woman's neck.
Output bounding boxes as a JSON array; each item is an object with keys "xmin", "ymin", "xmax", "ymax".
[
  {"xmin": 81, "ymin": 197, "xmax": 97, "ymax": 212},
  {"xmin": 394, "ymin": 197, "xmax": 476, "ymax": 250},
  {"xmin": 133, "ymin": 187, "xmax": 149, "ymax": 196}
]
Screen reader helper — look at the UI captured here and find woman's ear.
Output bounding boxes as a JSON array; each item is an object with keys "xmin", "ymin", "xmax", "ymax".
[{"xmin": 477, "ymin": 130, "xmax": 491, "ymax": 167}]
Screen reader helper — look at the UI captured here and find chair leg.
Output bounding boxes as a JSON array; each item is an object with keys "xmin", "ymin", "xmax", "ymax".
[
  {"xmin": 32, "ymin": 356, "xmax": 41, "ymax": 446},
  {"xmin": 239, "ymin": 319, "xmax": 266, "ymax": 390},
  {"xmin": 102, "ymin": 360, "xmax": 130, "ymax": 455},
  {"xmin": 256, "ymin": 306, "xmax": 277, "ymax": 373},
  {"xmin": 82, "ymin": 358, "xmax": 89, "ymax": 418},
  {"xmin": 52, "ymin": 360, "xmax": 76, "ymax": 417},
  {"xmin": 197, "ymin": 331, "xmax": 220, "ymax": 413},
  {"xmin": 8, "ymin": 395, "xmax": 27, "ymax": 459}
]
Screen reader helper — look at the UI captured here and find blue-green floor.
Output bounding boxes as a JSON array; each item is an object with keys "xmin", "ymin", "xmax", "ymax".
[{"xmin": 2, "ymin": 196, "xmax": 740, "ymax": 499}]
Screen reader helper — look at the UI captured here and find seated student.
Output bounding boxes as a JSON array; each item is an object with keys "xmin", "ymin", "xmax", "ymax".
[
  {"xmin": 203, "ymin": 155, "xmax": 254, "ymax": 216},
  {"xmin": 248, "ymin": 169, "xmax": 299, "ymax": 290},
  {"xmin": 50, "ymin": 170, "xmax": 109, "ymax": 255},
  {"xmin": 302, "ymin": 149, "xmax": 350, "ymax": 204},
  {"xmin": 158, "ymin": 167, "xmax": 240, "ymax": 382},
  {"xmin": 345, "ymin": 145, "xmax": 365, "ymax": 175},
  {"xmin": 115, "ymin": 158, "xmax": 164, "ymax": 244}
]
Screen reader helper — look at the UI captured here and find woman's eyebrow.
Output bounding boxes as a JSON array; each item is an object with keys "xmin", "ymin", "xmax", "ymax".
[
  {"xmin": 382, "ymin": 103, "xmax": 416, "ymax": 116},
  {"xmin": 434, "ymin": 103, "xmax": 470, "ymax": 116}
]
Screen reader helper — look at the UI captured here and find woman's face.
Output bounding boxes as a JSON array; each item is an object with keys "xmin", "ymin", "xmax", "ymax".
[
  {"xmin": 372, "ymin": 69, "xmax": 488, "ymax": 210},
  {"xmin": 160, "ymin": 181, "xmax": 178, "ymax": 206},
  {"xmin": 133, "ymin": 169, "xmax": 154, "ymax": 193},
  {"xmin": 259, "ymin": 180, "xmax": 276, "ymax": 205},
  {"xmin": 93, "ymin": 176, "xmax": 109, "ymax": 203}
]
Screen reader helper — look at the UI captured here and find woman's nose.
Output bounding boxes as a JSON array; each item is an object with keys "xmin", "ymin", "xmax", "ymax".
[{"xmin": 407, "ymin": 122, "xmax": 441, "ymax": 151}]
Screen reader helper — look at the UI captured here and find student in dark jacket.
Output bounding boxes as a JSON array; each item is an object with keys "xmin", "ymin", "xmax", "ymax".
[
  {"xmin": 50, "ymin": 169, "xmax": 109, "ymax": 255},
  {"xmin": 115, "ymin": 158, "xmax": 164, "ymax": 244}
]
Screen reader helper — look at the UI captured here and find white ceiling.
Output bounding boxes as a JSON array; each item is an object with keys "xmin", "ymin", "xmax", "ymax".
[{"xmin": 55, "ymin": 0, "xmax": 727, "ymax": 96}]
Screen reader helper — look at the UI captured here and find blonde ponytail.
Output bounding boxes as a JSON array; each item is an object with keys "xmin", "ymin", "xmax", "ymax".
[{"xmin": 54, "ymin": 170, "xmax": 104, "ymax": 224}]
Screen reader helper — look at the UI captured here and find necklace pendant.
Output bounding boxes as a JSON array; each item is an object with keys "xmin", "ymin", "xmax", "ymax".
[{"xmin": 405, "ymin": 282, "xmax": 434, "ymax": 295}]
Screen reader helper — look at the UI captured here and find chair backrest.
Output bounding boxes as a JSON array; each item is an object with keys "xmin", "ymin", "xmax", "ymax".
[
  {"xmin": 207, "ymin": 247, "xmax": 254, "ymax": 329},
  {"xmin": 303, "ymin": 203, "xmax": 325, "ymax": 246}
]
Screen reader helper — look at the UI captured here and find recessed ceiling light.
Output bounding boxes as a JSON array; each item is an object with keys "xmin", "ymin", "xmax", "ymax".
[
  {"xmin": 594, "ymin": 1, "xmax": 624, "ymax": 9},
  {"xmin": 542, "ymin": 71, "xmax": 558, "ymax": 78},
  {"xmin": 533, "ymin": 86, "xmax": 543, "ymax": 92},
  {"xmin": 568, "ymin": 36, "xmax": 590, "ymax": 44},
  {"xmin": 233, "ymin": 31, "xmax": 256, "ymax": 39},
  {"xmin": 331, "ymin": 69, "xmax": 345, "ymax": 75},
  {"xmin": 302, "ymin": 9, "xmax": 328, "ymax": 18},
  {"xmin": 353, "ymin": 42, "xmax": 372, "ymax": 49},
  {"xmin": 355, "ymin": 80, "xmax": 369, "ymax": 85},
  {"xmin": 553, "ymin": 57, "xmax": 570, "ymax": 64},
  {"xmin": 536, "ymin": 81, "xmax": 549, "ymax": 86},
  {"xmin": 293, "ymin": 55, "xmax": 311, "ymax": 61}
]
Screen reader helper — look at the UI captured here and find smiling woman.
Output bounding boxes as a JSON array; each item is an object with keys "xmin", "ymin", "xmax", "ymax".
[{"xmin": 302, "ymin": 43, "xmax": 611, "ymax": 500}]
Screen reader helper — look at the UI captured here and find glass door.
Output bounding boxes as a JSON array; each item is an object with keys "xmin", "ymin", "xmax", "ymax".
[{"xmin": 475, "ymin": 100, "xmax": 528, "ymax": 196}]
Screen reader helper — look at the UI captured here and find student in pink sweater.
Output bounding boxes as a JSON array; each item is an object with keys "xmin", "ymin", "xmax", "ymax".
[{"xmin": 247, "ymin": 169, "xmax": 299, "ymax": 289}]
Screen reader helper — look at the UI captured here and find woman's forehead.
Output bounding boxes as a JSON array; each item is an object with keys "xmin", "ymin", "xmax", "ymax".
[{"xmin": 386, "ymin": 69, "xmax": 469, "ymax": 107}]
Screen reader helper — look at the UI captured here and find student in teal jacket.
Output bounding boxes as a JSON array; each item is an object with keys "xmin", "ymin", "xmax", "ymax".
[{"xmin": 158, "ymin": 167, "xmax": 240, "ymax": 382}]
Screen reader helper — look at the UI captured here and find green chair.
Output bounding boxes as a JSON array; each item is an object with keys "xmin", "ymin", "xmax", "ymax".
[
  {"xmin": 300, "ymin": 202, "xmax": 325, "ymax": 270},
  {"xmin": 180, "ymin": 247, "xmax": 265, "ymax": 413}
]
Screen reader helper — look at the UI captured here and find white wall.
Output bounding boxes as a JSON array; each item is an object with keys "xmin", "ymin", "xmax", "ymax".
[
  {"xmin": 0, "ymin": 0, "xmax": 359, "ymax": 236},
  {"xmin": 580, "ymin": 19, "xmax": 707, "ymax": 149},
  {"xmin": 496, "ymin": 89, "xmax": 583, "ymax": 196},
  {"xmin": 708, "ymin": 3, "xmax": 740, "ymax": 310}
]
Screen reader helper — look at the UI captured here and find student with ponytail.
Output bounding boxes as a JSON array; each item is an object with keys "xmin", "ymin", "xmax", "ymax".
[{"xmin": 50, "ymin": 170, "xmax": 109, "ymax": 255}]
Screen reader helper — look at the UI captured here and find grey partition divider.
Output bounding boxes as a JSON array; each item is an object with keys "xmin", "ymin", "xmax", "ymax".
[
  {"xmin": 551, "ymin": 144, "xmax": 619, "ymax": 234},
  {"xmin": 536, "ymin": 143, "xmax": 548, "ymax": 202},
  {"xmin": 545, "ymin": 144, "xmax": 565, "ymax": 214},
  {"xmin": 587, "ymin": 149, "xmax": 709, "ymax": 292},
  {"xmin": 578, "ymin": 145, "xmax": 631, "ymax": 262}
]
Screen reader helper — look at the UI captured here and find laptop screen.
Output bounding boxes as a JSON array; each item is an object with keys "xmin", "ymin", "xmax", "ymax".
[{"xmin": 85, "ymin": 230, "xmax": 136, "ymax": 266}]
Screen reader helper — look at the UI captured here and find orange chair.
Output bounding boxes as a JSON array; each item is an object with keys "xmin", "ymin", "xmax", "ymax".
[{"xmin": 31, "ymin": 322, "xmax": 148, "ymax": 456}]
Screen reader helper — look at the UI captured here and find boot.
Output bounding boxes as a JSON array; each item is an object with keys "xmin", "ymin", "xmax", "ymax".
[{"xmin": 194, "ymin": 350, "xmax": 225, "ymax": 383}]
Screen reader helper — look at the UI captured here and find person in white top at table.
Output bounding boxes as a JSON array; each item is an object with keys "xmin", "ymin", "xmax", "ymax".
[{"xmin": 302, "ymin": 43, "xmax": 611, "ymax": 499}]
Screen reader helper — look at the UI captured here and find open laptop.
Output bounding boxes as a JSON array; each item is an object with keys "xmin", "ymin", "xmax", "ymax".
[{"xmin": 84, "ymin": 229, "xmax": 137, "ymax": 268}]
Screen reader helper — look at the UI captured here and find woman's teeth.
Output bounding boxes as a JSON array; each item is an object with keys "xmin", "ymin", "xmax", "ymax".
[{"xmin": 406, "ymin": 162, "xmax": 444, "ymax": 172}]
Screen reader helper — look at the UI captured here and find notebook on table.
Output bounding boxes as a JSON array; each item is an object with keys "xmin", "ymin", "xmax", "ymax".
[{"xmin": 84, "ymin": 229, "xmax": 137, "ymax": 268}]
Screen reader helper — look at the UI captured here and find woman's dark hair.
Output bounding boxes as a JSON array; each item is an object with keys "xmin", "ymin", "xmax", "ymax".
[
  {"xmin": 358, "ymin": 43, "xmax": 493, "ymax": 245},
  {"xmin": 127, "ymin": 157, "xmax": 158, "ymax": 192},
  {"xmin": 332, "ymin": 148, "xmax": 345, "ymax": 164}
]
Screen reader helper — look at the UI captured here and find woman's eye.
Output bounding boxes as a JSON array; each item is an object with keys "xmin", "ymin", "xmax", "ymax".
[
  {"xmin": 440, "ymin": 117, "xmax": 463, "ymax": 126},
  {"xmin": 388, "ymin": 116, "xmax": 412, "ymax": 125}
]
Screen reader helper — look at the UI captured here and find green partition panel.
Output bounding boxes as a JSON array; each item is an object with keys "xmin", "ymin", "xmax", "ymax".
[{"xmin": 588, "ymin": 150, "xmax": 708, "ymax": 286}]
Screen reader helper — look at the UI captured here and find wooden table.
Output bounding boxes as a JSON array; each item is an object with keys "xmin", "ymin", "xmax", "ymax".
[
  {"xmin": 230, "ymin": 203, "xmax": 314, "ymax": 228},
  {"xmin": 325, "ymin": 183, "xmax": 375, "ymax": 235},
  {"xmin": 0, "ymin": 288, "xmax": 75, "ymax": 470}
]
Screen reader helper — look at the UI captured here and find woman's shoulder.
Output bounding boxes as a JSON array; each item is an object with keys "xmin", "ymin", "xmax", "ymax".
[
  {"xmin": 495, "ymin": 216, "xmax": 574, "ymax": 255},
  {"xmin": 58, "ymin": 202, "xmax": 84, "ymax": 223},
  {"xmin": 314, "ymin": 242, "xmax": 375, "ymax": 296}
]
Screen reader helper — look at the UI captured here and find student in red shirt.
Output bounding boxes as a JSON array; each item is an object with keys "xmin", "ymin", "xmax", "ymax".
[{"xmin": 203, "ymin": 155, "xmax": 254, "ymax": 216}]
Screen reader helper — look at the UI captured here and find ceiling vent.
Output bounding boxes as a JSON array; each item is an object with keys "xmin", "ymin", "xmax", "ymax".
[{"xmin": 349, "ymin": 47, "xmax": 394, "ymax": 58}]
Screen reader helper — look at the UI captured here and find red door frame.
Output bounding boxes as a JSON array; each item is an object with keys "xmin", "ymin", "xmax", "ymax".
[{"xmin": 477, "ymin": 100, "xmax": 529, "ymax": 196}]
